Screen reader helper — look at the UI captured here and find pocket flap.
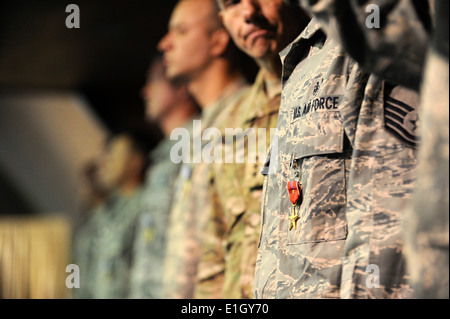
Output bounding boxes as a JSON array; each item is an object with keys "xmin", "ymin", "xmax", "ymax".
[{"xmin": 290, "ymin": 111, "xmax": 345, "ymax": 159}]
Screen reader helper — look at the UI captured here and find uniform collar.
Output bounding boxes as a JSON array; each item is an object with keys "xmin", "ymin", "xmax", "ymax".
[
  {"xmin": 280, "ymin": 18, "xmax": 327, "ymax": 83},
  {"xmin": 280, "ymin": 17, "xmax": 325, "ymax": 65},
  {"xmin": 253, "ymin": 69, "xmax": 282, "ymax": 100},
  {"xmin": 201, "ymin": 76, "xmax": 248, "ymax": 128},
  {"xmin": 241, "ymin": 69, "xmax": 281, "ymax": 125}
]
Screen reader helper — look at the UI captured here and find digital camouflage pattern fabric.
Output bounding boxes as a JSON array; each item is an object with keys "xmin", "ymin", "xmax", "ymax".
[
  {"xmin": 399, "ymin": 0, "xmax": 448, "ymax": 298},
  {"xmin": 72, "ymin": 204, "xmax": 105, "ymax": 299},
  {"xmin": 254, "ymin": 18, "xmax": 420, "ymax": 299},
  {"xmin": 299, "ymin": 0, "xmax": 448, "ymax": 299},
  {"xmin": 128, "ymin": 137, "xmax": 183, "ymax": 298},
  {"xmin": 91, "ymin": 189, "xmax": 146, "ymax": 299},
  {"xmin": 298, "ymin": 0, "xmax": 431, "ymax": 91}
]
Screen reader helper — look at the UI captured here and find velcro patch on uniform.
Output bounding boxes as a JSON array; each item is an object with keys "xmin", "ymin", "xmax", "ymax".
[
  {"xmin": 384, "ymin": 96, "xmax": 419, "ymax": 148},
  {"xmin": 292, "ymin": 95, "xmax": 341, "ymax": 121}
]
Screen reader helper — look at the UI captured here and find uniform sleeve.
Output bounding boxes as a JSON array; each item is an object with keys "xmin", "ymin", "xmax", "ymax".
[
  {"xmin": 194, "ymin": 163, "xmax": 227, "ymax": 299},
  {"xmin": 403, "ymin": 0, "xmax": 449, "ymax": 298},
  {"xmin": 299, "ymin": 0, "xmax": 431, "ymax": 91}
]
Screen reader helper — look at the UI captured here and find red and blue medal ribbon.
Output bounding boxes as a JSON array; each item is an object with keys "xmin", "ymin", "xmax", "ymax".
[
  {"xmin": 287, "ymin": 180, "xmax": 302, "ymax": 231},
  {"xmin": 287, "ymin": 180, "xmax": 302, "ymax": 206}
]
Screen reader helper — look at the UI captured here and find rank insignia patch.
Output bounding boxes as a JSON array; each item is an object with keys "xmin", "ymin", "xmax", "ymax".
[{"xmin": 384, "ymin": 96, "xmax": 420, "ymax": 148}]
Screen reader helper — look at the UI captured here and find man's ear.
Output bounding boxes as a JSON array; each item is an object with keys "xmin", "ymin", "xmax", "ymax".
[{"xmin": 210, "ymin": 27, "xmax": 231, "ymax": 57}]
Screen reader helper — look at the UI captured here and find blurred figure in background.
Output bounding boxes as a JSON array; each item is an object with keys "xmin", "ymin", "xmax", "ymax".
[
  {"xmin": 75, "ymin": 159, "xmax": 109, "ymax": 230},
  {"xmin": 128, "ymin": 55, "xmax": 199, "ymax": 299},
  {"xmin": 71, "ymin": 155, "xmax": 109, "ymax": 299},
  {"xmin": 93, "ymin": 132, "xmax": 150, "ymax": 299},
  {"xmin": 158, "ymin": 0, "xmax": 252, "ymax": 298},
  {"xmin": 195, "ymin": 0, "xmax": 310, "ymax": 299},
  {"xmin": 73, "ymin": 131, "xmax": 150, "ymax": 299}
]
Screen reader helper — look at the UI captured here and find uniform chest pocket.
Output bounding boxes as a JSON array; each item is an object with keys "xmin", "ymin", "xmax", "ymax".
[{"xmin": 286, "ymin": 111, "xmax": 348, "ymax": 245}]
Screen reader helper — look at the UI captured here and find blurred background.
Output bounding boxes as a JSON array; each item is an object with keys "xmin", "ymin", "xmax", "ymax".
[{"xmin": 0, "ymin": 0, "xmax": 177, "ymax": 298}]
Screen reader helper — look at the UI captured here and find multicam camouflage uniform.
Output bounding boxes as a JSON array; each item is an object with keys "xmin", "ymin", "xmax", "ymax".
[
  {"xmin": 163, "ymin": 79, "xmax": 249, "ymax": 299},
  {"xmin": 254, "ymin": 18, "xmax": 420, "ymax": 299},
  {"xmin": 195, "ymin": 70, "xmax": 281, "ymax": 299},
  {"xmin": 299, "ymin": 0, "xmax": 449, "ymax": 299},
  {"xmin": 91, "ymin": 189, "xmax": 145, "ymax": 299},
  {"xmin": 128, "ymin": 137, "xmax": 184, "ymax": 299}
]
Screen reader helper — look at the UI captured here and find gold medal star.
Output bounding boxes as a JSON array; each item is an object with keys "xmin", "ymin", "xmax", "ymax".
[{"xmin": 289, "ymin": 211, "xmax": 300, "ymax": 231}]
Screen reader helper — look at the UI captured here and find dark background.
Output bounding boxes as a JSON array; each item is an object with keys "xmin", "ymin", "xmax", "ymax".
[
  {"xmin": 0, "ymin": 1, "xmax": 258, "ymax": 216},
  {"xmin": 0, "ymin": 0, "xmax": 179, "ymax": 141},
  {"xmin": 0, "ymin": 1, "xmax": 179, "ymax": 215}
]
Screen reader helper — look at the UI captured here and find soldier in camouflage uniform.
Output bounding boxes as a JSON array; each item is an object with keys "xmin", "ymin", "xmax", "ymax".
[
  {"xmin": 92, "ymin": 187, "xmax": 146, "ymax": 298},
  {"xmin": 298, "ymin": 0, "xmax": 448, "ymax": 299},
  {"xmin": 254, "ymin": 1, "xmax": 421, "ymax": 296},
  {"xmin": 89, "ymin": 133, "xmax": 149, "ymax": 298},
  {"xmin": 158, "ymin": 0, "xmax": 252, "ymax": 298},
  {"xmin": 72, "ymin": 200, "xmax": 106, "ymax": 299},
  {"xmin": 72, "ymin": 158, "xmax": 109, "ymax": 299},
  {"xmin": 128, "ymin": 56, "xmax": 198, "ymax": 298},
  {"xmin": 194, "ymin": 0, "xmax": 310, "ymax": 299}
]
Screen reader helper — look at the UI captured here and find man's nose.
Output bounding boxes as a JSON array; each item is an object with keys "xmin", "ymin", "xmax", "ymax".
[
  {"xmin": 242, "ymin": 0, "xmax": 260, "ymax": 23},
  {"xmin": 157, "ymin": 32, "xmax": 172, "ymax": 52},
  {"xmin": 141, "ymin": 83, "xmax": 151, "ymax": 101}
]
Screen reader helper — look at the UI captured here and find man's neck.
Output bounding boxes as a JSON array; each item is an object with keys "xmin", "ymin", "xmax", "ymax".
[
  {"xmin": 257, "ymin": 54, "xmax": 283, "ymax": 82},
  {"xmin": 188, "ymin": 60, "xmax": 241, "ymax": 109}
]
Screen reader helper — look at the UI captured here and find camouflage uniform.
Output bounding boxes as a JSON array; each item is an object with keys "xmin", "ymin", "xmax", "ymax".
[
  {"xmin": 128, "ymin": 137, "xmax": 183, "ymax": 299},
  {"xmin": 91, "ymin": 189, "xmax": 145, "ymax": 299},
  {"xmin": 72, "ymin": 204, "xmax": 105, "ymax": 299},
  {"xmin": 299, "ymin": 0, "xmax": 449, "ymax": 299},
  {"xmin": 195, "ymin": 70, "xmax": 281, "ymax": 299},
  {"xmin": 254, "ymin": 18, "xmax": 420, "ymax": 299},
  {"xmin": 163, "ymin": 79, "xmax": 249, "ymax": 299},
  {"xmin": 298, "ymin": 0, "xmax": 430, "ymax": 91},
  {"xmin": 406, "ymin": 42, "xmax": 449, "ymax": 298},
  {"xmin": 405, "ymin": 0, "xmax": 449, "ymax": 298}
]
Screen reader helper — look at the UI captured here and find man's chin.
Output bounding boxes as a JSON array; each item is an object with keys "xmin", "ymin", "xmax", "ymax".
[
  {"xmin": 145, "ymin": 114, "xmax": 156, "ymax": 122},
  {"xmin": 166, "ymin": 69, "xmax": 188, "ymax": 84},
  {"xmin": 147, "ymin": 112, "xmax": 163, "ymax": 124},
  {"xmin": 248, "ymin": 49, "xmax": 273, "ymax": 63},
  {"xmin": 165, "ymin": 67, "xmax": 179, "ymax": 80},
  {"xmin": 246, "ymin": 42, "xmax": 273, "ymax": 61}
]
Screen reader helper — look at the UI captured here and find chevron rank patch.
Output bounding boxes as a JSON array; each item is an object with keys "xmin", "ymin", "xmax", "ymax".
[{"xmin": 384, "ymin": 91, "xmax": 420, "ymax": 149}]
